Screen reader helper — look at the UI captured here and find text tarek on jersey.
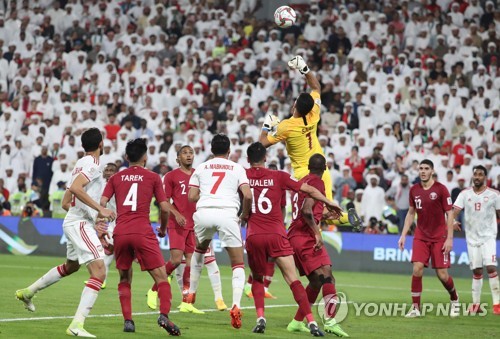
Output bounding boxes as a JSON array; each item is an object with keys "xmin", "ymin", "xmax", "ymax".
[{"xmin": 121, "ymin": 175, "xmax": 144, "ymax": 181}]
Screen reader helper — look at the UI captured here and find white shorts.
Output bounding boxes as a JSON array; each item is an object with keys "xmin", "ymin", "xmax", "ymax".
[
  {"xmin": 64, "ymin": 220, "xmax": 104, "ymax": 265},
  {"xmin": 193, "ymin": 208, "xmax": 242, "ymax": 248},
  {"xmin": 468, "ymin": 238, "xmax": 497, "ymax": 270}
]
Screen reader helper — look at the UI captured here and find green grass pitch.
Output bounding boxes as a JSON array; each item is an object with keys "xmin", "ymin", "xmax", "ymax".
[{"xmin": 0, "ymin": 254, "xmax": 498, "ymax": 338}]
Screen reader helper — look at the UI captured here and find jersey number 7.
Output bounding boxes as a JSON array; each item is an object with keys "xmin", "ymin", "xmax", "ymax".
[
  {"xmin": 210, "ymin": 172, "xmax": 226, "ymax": 194},
  {"xmin": 305, "ymin": 132, "xmax": 312, "ymax": 150}
]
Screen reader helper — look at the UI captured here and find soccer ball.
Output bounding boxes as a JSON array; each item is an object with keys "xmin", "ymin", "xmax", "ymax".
[{"xmin": 274, "ymin": 6, "xmax": 296, "ymax": 28}]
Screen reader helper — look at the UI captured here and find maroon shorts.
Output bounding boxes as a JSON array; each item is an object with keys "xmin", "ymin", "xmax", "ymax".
[
  {"xmin": 289, "ymin": 235, "xmax": 332, "ymax": 276},
  {"xmin": 411, "ymin": 238, "xmax": 450, "ymax": 269},
  {"xmin": 246, "ymin": 234, "xmax": 293, "ymax": 276},
  {"xmin": 114, "ymin": 233, "xmax": 164, "ymax": 271},
  {"xmin": 167, "ymin": 228, "xmax": 195, "ymax": 254}
]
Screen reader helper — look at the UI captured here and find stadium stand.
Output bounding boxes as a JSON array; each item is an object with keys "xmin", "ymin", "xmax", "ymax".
[{"xmin": 0, "ymin": 0, "xmax": 499, "ymax": 231}]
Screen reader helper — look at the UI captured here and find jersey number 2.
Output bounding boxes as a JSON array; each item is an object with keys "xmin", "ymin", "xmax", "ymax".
[
  {"xmin": 124, "ymin": 183, "xmax": 138, "ymax": 211},
  {"xmin": 210, "ymin": 172, "xmax": 226, "ymax": 194}
]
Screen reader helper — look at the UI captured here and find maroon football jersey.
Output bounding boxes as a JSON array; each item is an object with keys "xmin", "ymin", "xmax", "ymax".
[
  {"xmin": 289, "ymin": 174, "xmax": 325, "ymax": 238},
  {"xmin": 246, "ymin": 167, "xmax": 302, "ymax": 237},
  {"xmin": 163, "ymin": 168, "xmax": 196, "ymax": 230},
  {"xmin": 409, "ymin": 181, "xmax": 452, "ymax": 242},
  {"xmin": 102, "ymin": 166, "xmax": 167, "ymax": 236}
]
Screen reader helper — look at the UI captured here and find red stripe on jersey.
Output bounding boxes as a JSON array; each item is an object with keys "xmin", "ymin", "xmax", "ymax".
[
  {"xmin": 80, "ymin": 172, "xmax": 91, "ymax": 182},
  {"xmin": 189, "ymin": 184, "xmax": 199, "ymax": 188},
  {"xmin": 238, "ymin": 183, "xmax": 249, "ymax": 188},
  {"xmin": 452, "ymin": 205, "xmax": 463, "ymax": 210},
  {"xmin": 80, "ymin": 222, "xmax": 99, "ymax": 259}
]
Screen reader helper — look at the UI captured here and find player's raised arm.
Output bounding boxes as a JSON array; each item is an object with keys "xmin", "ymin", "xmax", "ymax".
[
  {"xmin": 70, "ymin": 174, "xmax": 115, "ymax": 220},
  {"xmin": 288, "ymin": 55, "xmax": 320, "ymax": 93},
  {"xmin": 300, "ymin": 183, "xmax": 342, "ymax": 217}
]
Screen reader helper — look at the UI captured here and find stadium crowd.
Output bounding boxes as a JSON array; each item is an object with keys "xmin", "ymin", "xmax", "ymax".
[{"xmin": 0, "ymin": 0, "xmax": 499, "ymax": 233}]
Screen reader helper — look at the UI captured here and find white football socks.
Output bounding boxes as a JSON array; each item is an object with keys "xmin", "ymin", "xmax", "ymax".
[
  {"xmin": 489, "ymin": 272, "xmax": 500, "ymax": 305},
  {"xmin": 28, "ymin": 264, "xmax": 67, "ymax": 293},
  {"xmin": 231, "ymin": 265, "xmax": 245, "ymax": 308},
  {"xmin": 206, "ymin": 260, "xmax": 223, "ymax": 301},
  {"xmin": 472, "ymin": 274, "xmax": 483, "ymax": 304},
  {"xmin": 188, "ymin": 251, "xmax": 205, "ymax": 294},
  {"xmin": 73, "ymin": 278, "xmax": 102, "ymax": 324}
]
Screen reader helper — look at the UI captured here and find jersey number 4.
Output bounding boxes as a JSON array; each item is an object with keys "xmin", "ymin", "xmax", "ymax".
[
  {"xmin": 124, "ymin": 183, "xmax": 138, "ymax": 211},
  {"xmin": 251, "ymin": 188, "xmax": 272, "ymax": 214},
  {"xmin": 210, "ymin": 172, "xmax": 226, "ymax": 194}
]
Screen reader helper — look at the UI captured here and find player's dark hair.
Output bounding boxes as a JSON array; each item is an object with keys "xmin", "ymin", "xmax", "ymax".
[
  {"xmin": 308, "ymin": 153, "xmax": 327, "ymax": 174},
  {"xmin": 126, "ymin": 138, "xmax": 148, "ymax": 163},
  {"xmin": 247, "ymin": 142, "xmax": 267, "ymax": 164},
  {"xmin": 296, "ymin": 93, "xmax": 314, "ymax": 126},
  {"xmin": 177, "ymin": 145, "xmax": 193, "ymax": 156},
  {"xmin": 81, "ymin": 128, "xmax": 103, "ymax": 152},
  {"xmin": 419, "ymin": 159, "xmax": 434, "ymax": 169},
  {"xmin": 473, "ymin": 165, "xmax": 488, "ymax": 176},
  {"xmin": 211, "ymin": 133, "xmax": 230, "ymax": 156},
  {"xmin": 105, "ymin": 162, "xmax": 118, "ymax": 170},
  {"xmin": 268, "ymin": 164, "xmax": 278, "ymax": 170}
]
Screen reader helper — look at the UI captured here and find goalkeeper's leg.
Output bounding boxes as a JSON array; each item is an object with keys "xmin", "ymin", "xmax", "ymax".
[{"xmin": 319, "ymin": 170, "xmax": 362, "ymax": 227}]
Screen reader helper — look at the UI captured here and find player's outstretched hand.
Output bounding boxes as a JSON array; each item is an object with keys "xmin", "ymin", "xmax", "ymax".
[
  {"xmin": 175, "ymin": 214, "xmax": 186, "ymax": 227},
  {"xmin": 239, "ymin": 213, "xmax": 249, "ymax": 227},
  {"xmin": 98, "ymin": 208, "xmax": 116, "ymax": 222},
  {"xmin": 156, "ymin": 227, "xmax": 167, "ymax": 238},
  {"xmin": 288, "ymin": 55, "xmax": 310, "ymax": 74},
  {"xmin": 325, "ymin": 202, "xmax": 343, "ymax": 219},
  {"xmin": 453, "ymin": 220, "xmax": 461, "ymax": 231},
  {"xmin": 398, "ymin": 236, "xmax": 405, "ymax": 251},
  {"xmin": 442, "ymin": 237, "xmax": 453, "ymax": 255},
  {"xmin": 95, "ymin": 218, "xmax": 108, "ymax": 234},
  {"xmin": 313, "ymin": 233, "xmax": 323, "ymax": 251},
  {"xmin": 262, "ymin": 113, "xmax": 280, "ymax": 132}
]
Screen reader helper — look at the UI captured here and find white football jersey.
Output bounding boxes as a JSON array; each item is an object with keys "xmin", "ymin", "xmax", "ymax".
[
  {"xmin": 454, "ymin": 187, "xmax": 500, "ymax": 246},
  {"xmin": 189, "ymin": 157, "xmax": 249, "ymax": 211},
  {"xmin": 64, "ymin": 155, "xmax": 104, "ymax": 224}
]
